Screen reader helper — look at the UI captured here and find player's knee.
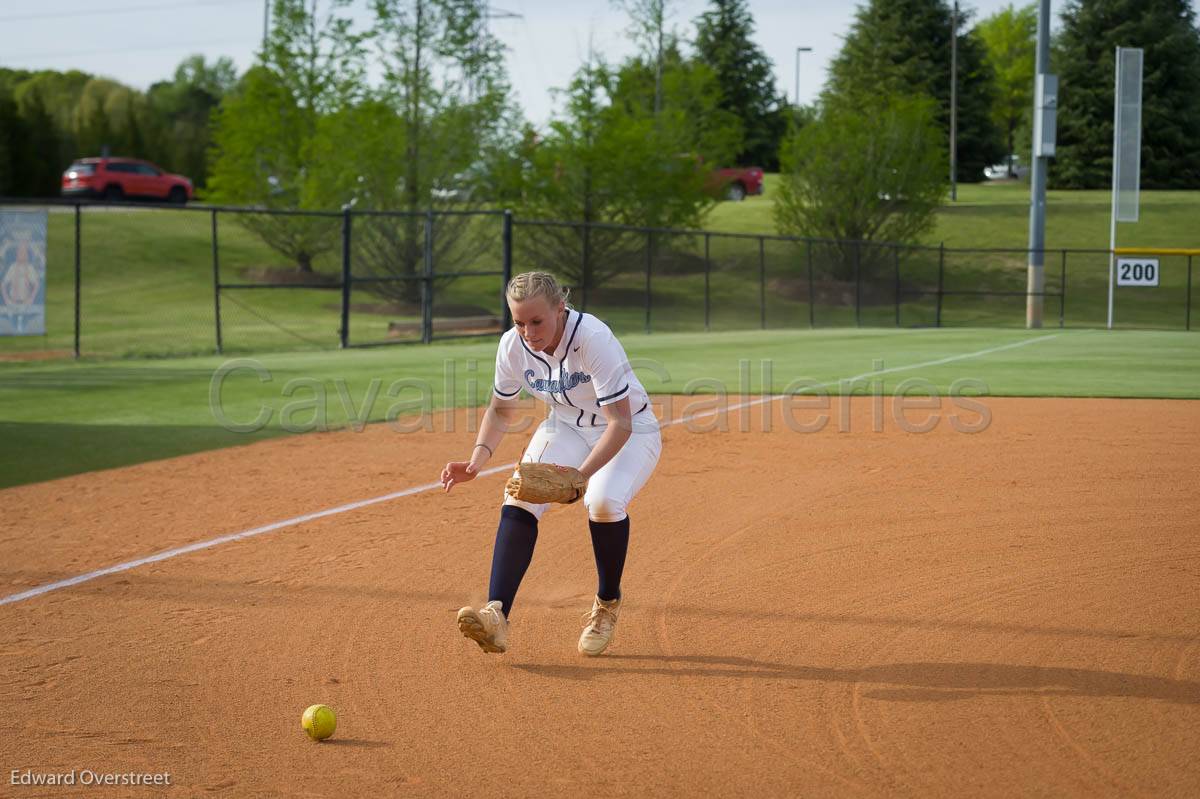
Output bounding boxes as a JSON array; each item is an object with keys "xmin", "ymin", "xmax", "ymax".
[
  {"xmin": 584, "ymin": 494, "xmax": 626, "ymax": 523},
  {"xmin": 503, "ymin": 496, "xmax": 548, "ymax": 520}
]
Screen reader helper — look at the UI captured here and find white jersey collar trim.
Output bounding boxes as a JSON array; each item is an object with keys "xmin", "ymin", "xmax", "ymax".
[{"xmin": 547, "ymin": 308, "xmax": 582, "ymax": 362}]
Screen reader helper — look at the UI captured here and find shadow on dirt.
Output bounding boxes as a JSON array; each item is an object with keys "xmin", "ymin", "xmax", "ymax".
[{"xmin": 514, "ymin": 655, "xmax": 1200, "ymax": 705}]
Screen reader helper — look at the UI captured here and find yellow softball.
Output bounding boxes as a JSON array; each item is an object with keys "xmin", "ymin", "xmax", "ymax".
[{"xmin": 301, "ymin": 704, "xmax": 337, "ymax": 741}]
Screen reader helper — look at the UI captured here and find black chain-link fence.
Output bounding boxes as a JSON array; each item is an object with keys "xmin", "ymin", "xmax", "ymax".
[{"xmin": 0, "ymin": 198, "xmax": 1195, "ymax": 359}]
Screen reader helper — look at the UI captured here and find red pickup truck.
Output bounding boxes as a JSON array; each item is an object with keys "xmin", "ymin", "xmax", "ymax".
[{"xmin": 709, "ymin": 167, "xmax": 764, "ymax": 201}]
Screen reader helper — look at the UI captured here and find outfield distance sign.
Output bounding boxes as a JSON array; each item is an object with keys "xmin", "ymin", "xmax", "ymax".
[{"xmin": 1116, "ymin": 257, "xmax": 1159, "ymax": 287}]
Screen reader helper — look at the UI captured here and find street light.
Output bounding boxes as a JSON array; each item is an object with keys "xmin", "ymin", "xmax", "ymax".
[{"xmin": 795, "ymin": 47, "xmax": 812, "ymax": 107}]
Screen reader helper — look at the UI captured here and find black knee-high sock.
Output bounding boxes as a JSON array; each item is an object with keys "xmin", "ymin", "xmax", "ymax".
[
  {"xmin": 589, "ymin": 516, "xmax": 630, "ymax": 602},
  {"xmin": 488, "ymin": 505, "xmax": 539, "ymax": 618}
]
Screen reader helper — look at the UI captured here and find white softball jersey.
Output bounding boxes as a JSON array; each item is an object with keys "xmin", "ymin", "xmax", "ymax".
[
  {"xmin": 492, "ymin": 308, "xmax": 655, "ymax": 425},
  {"xmin": 492, "ymin": 308, "xmax": 661, "ymax": 522}
]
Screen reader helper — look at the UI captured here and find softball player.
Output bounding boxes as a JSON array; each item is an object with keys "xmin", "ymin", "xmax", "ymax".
[{"xmin": 440, "ymin": 271, "xmax": 661, "ymax": 656}]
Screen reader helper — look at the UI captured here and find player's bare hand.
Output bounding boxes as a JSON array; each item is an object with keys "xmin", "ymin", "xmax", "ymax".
[{"xmin": 441, "ymin": 461, "xmax": 477, "ymax": 492}]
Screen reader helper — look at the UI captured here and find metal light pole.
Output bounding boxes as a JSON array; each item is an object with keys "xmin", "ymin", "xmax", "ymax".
[
  {"xmin": 794, "ymin": 47, "xmax": 812, "ymax": 107},
  {"xmin": 1026, "ymin": 0, "xmax": 1056, "ymax": 328}
]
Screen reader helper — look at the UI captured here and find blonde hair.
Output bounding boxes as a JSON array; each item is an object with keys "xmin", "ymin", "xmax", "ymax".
[{"xmin": 505, "ymin": 271, "xmax": 571, "ymax": 307}]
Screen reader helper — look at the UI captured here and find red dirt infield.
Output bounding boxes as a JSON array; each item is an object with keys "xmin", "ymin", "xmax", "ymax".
[{"xmin": 2, "ymin": 396, "xmax": 1198, "ymax": 797}]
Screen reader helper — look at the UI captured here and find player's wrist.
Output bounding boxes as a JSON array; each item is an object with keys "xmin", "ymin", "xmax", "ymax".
[{"xmin": 470, "ymin": 442, "xmax": 493, "ymax": 467}]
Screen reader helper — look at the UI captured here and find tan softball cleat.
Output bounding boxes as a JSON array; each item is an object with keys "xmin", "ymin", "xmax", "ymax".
[
  {"xmin": 578, "ymin": 595, "xmax": 621, "ymax": 656},
  {"xmin": 457, "ymin": 600, "xmax": 509, "ymax": 654}
]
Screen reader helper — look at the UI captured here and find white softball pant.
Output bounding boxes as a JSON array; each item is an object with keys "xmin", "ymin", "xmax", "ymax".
[{"xmin": 503, "ymin": 412, "xmax": 662, "ymax": 523}]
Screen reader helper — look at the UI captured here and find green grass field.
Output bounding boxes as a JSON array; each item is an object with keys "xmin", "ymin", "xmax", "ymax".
[
  {"xmin": 705, "ymin": 176, "xmax": 1200, "ymax": 249},
  {"xmin": 2, "ymin": 185, "xmax": 1197, "ymax": 489},
  {"xmin": 1, "ymin": 327, "xmax": 1197, "ymax": 489},
  {"xmin": 3, "ymin": 182, "xmax": 1198, "ymax": 360}
]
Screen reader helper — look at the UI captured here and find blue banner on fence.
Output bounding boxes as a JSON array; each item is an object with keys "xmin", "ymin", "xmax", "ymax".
[{"xmin": 0, "ymin": 210, "xmax": 48, "ymax": 336}]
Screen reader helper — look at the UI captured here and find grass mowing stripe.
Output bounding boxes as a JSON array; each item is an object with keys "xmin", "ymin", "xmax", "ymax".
[{"xmin": 1, "ymin": 329, "xmax": 1195, "ymax": 489}]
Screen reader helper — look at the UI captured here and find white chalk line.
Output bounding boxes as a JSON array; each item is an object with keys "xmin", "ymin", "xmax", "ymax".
[{"xmin": 1, "ymin": 332, "xmax": 1060, "ymax": 607}]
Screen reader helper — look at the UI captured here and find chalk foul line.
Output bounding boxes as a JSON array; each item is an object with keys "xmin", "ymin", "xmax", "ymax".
[{"xmin": 1, "ymin": 333, "xmax": 1060, "ymax": 607}]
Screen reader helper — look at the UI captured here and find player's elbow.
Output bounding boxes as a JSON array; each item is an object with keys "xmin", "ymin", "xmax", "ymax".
[
  {"xmin": 491, "ymin": 396, "xmax": 522, "ymax": 421},
  {"xmin": 602, "ymin": 406, "xmax": 634, "ymax": 436}
]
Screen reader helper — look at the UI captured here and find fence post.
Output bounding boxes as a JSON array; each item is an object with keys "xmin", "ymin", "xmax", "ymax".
[
  {"xmin": 759, "ymin": 236, "xmax": 766, "ymax": 330},
  {"xmin": 1187, "ymin": 255, "xmax": 1193, "ymax": 332},
  {"xmin": 73, "ymin": 203, "xmax": 81, "ymax": 359},
  {"xmin": 422, "ymin": 210, "xmax": 434, "ymax": 344},
  {"xmin": 644, "ymin": 230, "xmax": 653, "ymax": 334},
  {"xmin": 502, "ymin": 210, "xmax": 513, "ymax": 330},
  {"xmin": 339, "ymin": 206, "xmax": 352, "ymax": 348},
  {"xmin": 893, "ymin": 244, "xmax": 901, "ymax": 327},
  {"xmin": 211, "ymin": 208, "xmax": 223, "ymax": 354},
  {"xmin": 581, "ymin": 220, "xmax": 591, "ymax": 312},
  {"xmin": 704, "ymin": 233, "xmax": 711, "ymax": 332},
  {"xmin": 936, "ymin": 243, "xmax": 945, "ymax": 328},
  {"xmin": 807, "ymin": 239, "xmax": 815, "ymax": 328},
  {"xmin": 1060, "ymin": 250, "xmax": 1067, "ymax": 329},
  {"xmin": 854, "ymin": 241, "xmax": 862, "ymax": 328}
]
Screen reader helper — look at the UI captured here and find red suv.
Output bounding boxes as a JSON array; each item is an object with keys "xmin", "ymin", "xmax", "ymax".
[
  {"xmin": 61, "ymin": 157, "xmax": 193, "ymax": 204},
  {"xmin": 708, "ymin": 167, "xmax": 764, "ymax": 201}
]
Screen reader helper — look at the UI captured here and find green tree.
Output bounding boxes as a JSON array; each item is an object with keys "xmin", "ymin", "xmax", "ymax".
[
  {"xmin": 827, "ymin": 0, "xmax": 1004, "ymax": 182},
  {"xmin": 66, "ymin": 78, "xmax": 159, "ymax": 163},
  {"xmin": 208, "ymin": 67, "xmax": 339, "ymax": 272},
  {"xmin": 0, "ymin": 88, "xmax": 25, "ymax": 195},
  {"xmin": 0, "ymin": 69, "xmax": 33, "ymax": 95},
  {"xmin": 977, "ymin": 3, "xmax": 1037, "ymax": 175},
  {"xmin": 693, "ymin": 0, "xmax": 788, "ymax": 169},
  {"xmin": 775, "ymin": 95, "xmax": 947, "ymax": 276},
  {"xmin": 4, "ymin": 68, "xmax": 169, "ymax": 194},
  {"xmin": 613, "ymin": 0, "xmax": 675, "ymax": 115},
  {"xmin": 609, "ymin": 42, "xmax": 742, "ymax": 167},
  {"xmin": 355, "ymin": 0, "xmax": 516, "ymax": 302},
  {"xmin": 19, "ymin": 91, "xmax": 61, "ymax": 195},
  {"xmin": 369, "ymin": 0, "xmax": 510, "ymax": 210},
  {"xmin": 513, "ymin": 55, "xmax": 720, "ymax": 296},
  {"xmin": 73, "ymin": 79, "xmax": 121, "ymax": 155},
  {"xmin": 147, "ymin": 55, "xmax": 238, "ymax": 187},
  {"xmin": 1054, "ymin": 0, "xmax": 1200, "ymax": 188},
  {"xmin": 0, "ymin": 78, "xmax": 60, "ymax": 196},
  {"xmin": 172, "ymin": 54, "xmax": 237, "ymax": 98},
  {"xmin": 12, "ymin": 69, "xmax": 91, "ymax": 169},
  {"xmin": 207, "ymin": 0, "xmax": 365, "ymax": 271}
]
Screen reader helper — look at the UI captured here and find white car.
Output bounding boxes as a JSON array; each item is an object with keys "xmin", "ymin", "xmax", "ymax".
[{"xmin": 984, "ymin": 156, "xmax": 1029, "ymax": 180}]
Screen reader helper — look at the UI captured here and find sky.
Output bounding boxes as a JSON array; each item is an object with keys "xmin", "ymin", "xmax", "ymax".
[{"xmin": 1, "ymin": 0, "xmax": 1197, "ymax": 126}]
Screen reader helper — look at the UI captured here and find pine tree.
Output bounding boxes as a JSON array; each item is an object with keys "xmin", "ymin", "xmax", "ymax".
[
  {"xmin": 1054, "ymin": 0, "xmax": 1200, "ymax": 188},
  {"xmin": 826, "ymin": 0, "xmax": 1004, "ymax": 182},
  {"xmin": 693, "ymin": 0, "xmax": 787, "ymax": 169}
]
